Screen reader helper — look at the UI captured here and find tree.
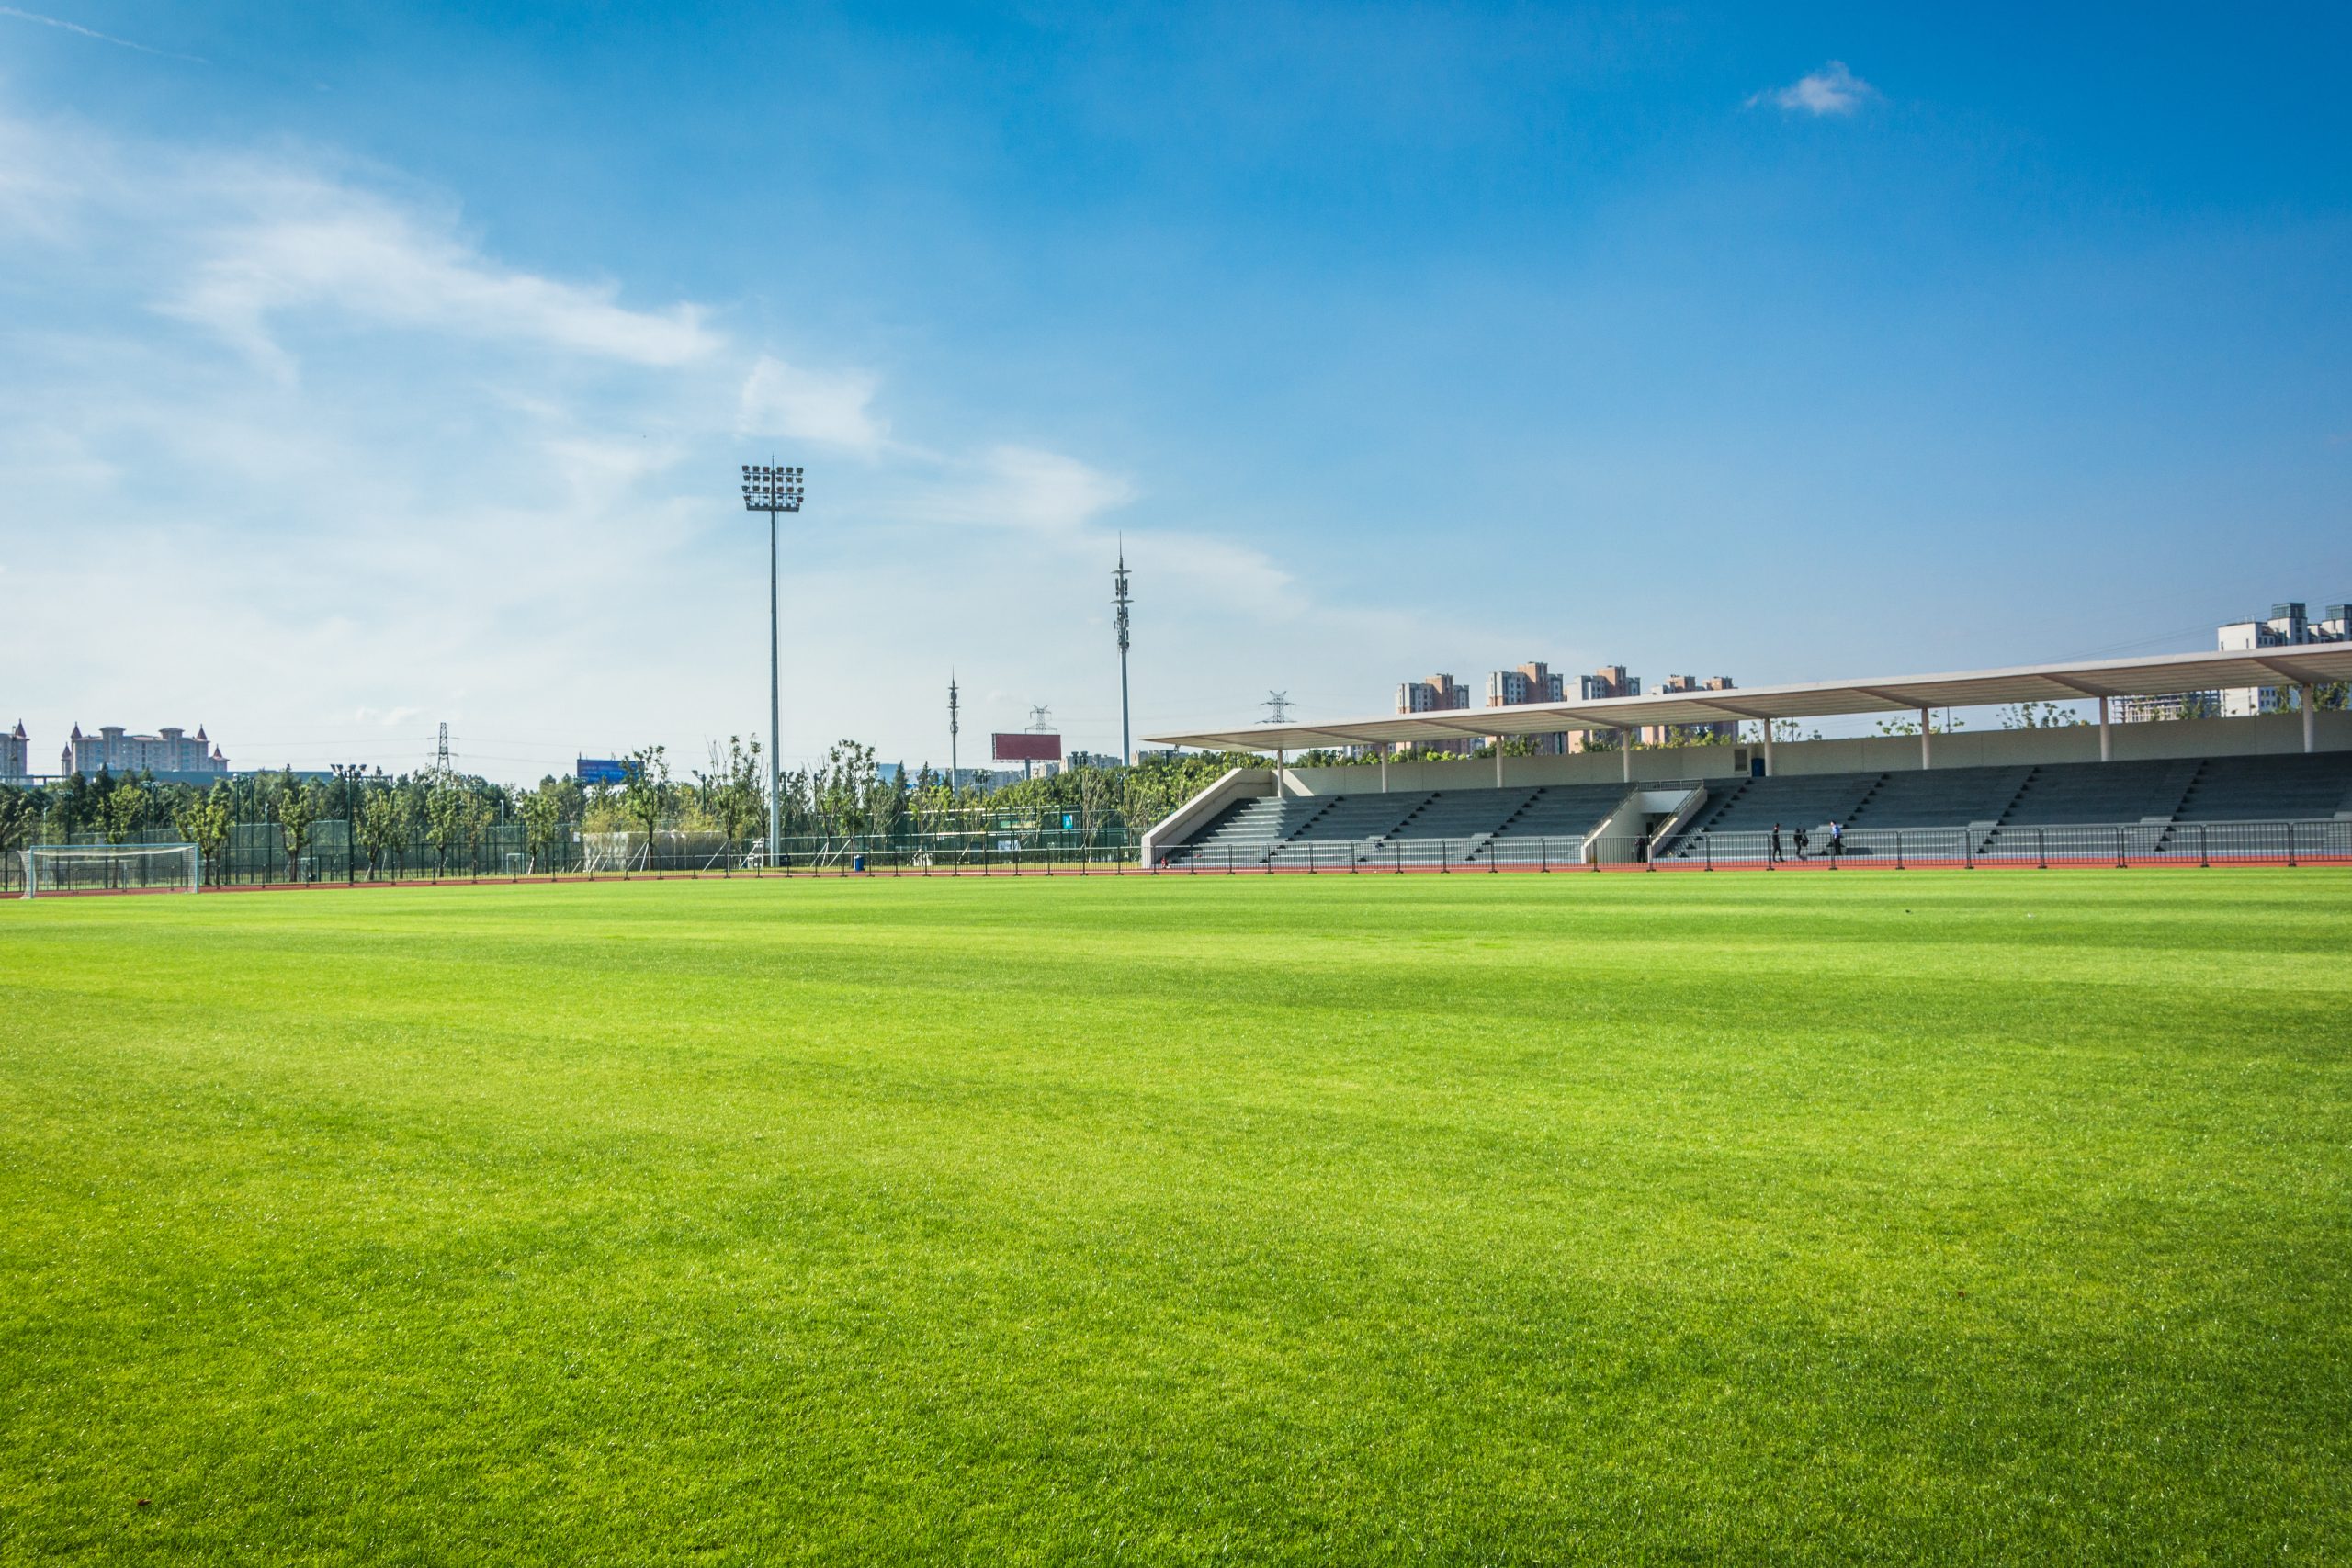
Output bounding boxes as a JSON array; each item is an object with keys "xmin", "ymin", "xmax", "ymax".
[
  {"xmin": 424, "ymin": 775, "xmax": 481, "ymax": 874},
  {"xmin": 517, "ymin": 788, "xmax": 568, "ymax": 873},
  {"xmin": 619, "ymin": 745, "xmax": 670, "ymax": 866},
  {"xmin": 173, "ymin": 786, "xmax": 234, "ymax": 886},
  {"xmin": 102, "ymin": 782, "xmax": 152, "ymax": 845},
  {"xmin": 1999, "ymin": 701, "xmax": 2080, "ymax": 729},
  {"xmin": 695, "ymin": 737, "xmax": 764, "ymax": 847},
  {"xmin": 275, "ymin": 768, "xmax": 317, "ymax": 881},
  {"xmin": 359, "ymin": 789, "xmax": 415, "ymax": 879},
  {"xmin": 818, "ymin": 739, "xmax": 876, "ymax": 838},
  {"xmin": 1075, "ymin": 762, "xmax": 1117, "ymax": 841},
  {"xmin": 1873, "ymin": 711, "xmax": 1964, "ymax": 738},
  {"xmin": 0, "ymin": 787, "xmax": 40, "ymax": 872}
]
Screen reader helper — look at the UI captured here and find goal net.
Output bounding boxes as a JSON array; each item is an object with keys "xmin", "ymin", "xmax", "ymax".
[{"xmin": 21, "ymin": 843, "xmax": 201, "ymax": 898}]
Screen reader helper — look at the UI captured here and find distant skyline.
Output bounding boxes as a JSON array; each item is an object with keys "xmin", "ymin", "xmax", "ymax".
[{"xmin": 3, "ymin": 4, "xmax": 2346, "ymax": 782}]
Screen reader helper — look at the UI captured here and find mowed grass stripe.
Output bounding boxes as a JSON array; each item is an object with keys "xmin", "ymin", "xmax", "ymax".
[{"xmin": 2, "ymin": 872, "xmax": 2347, "ymax": 1563}]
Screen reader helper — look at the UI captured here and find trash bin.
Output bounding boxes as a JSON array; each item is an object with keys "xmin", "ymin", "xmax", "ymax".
[{"xmin": 852, "ymin": 853, "xmax": 865, "ymax": 872}]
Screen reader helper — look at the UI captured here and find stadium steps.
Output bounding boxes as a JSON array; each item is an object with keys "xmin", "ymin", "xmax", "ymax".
[
  {"xmin": 1657, "ymin": 772, "xmax": 1884, "ymax": 857},
  {"xmin": 1659, "ymin": 779, "xmax": 1748, "ymax": 854},
  {"xmin": 2165, "ymin": 752, "xmax": 2352, "ymax": 824},
  {"xmin": 1981, "ymin": 761, "xmax": 2208, "ymax": 853},
  {"xmin": 1477, "ymin": 784, "xmax": 1646, "ymax": 863}
]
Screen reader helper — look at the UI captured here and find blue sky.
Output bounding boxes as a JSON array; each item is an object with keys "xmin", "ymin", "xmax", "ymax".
[{"xmin": 3, "ymin": 3, "xmax": 2347, "ymax": 779}]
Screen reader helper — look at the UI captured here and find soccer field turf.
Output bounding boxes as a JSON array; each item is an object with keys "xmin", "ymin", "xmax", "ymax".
[{"xmin": 3, "ymin": 872, "xmax": 2347, "ymax": 1564}]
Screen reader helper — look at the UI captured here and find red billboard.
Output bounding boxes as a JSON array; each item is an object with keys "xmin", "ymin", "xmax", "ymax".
[{"xmin": 991, "ymin": 731, "xmax": 1063, "ymax": 762}]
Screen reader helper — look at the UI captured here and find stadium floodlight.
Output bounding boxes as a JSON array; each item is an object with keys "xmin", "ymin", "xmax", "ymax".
[{"xmin": 741, "ymin": 462, "xmax": 807, "ymax": 865}]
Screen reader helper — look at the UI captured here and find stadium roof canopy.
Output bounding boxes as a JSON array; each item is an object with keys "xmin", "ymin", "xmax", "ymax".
[{"xmin": 1146, "ymin": 645, "xmax": 2352, "ymax": 751}]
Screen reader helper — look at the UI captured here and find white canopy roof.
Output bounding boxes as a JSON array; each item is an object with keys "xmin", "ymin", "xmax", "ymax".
[{"xmin": 1146, "ymin": 645, "xmax": 2352, "ymax": 751}]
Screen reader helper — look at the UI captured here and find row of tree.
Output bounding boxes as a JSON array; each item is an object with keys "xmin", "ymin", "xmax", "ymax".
[{"xmin": 0, "ymin": 740, "xmax": 1279, "ymax": 872}]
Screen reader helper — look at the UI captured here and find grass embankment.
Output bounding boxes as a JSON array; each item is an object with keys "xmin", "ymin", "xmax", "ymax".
[{"xmin": 3, "ymin": 873, "xmax": 2347, "ymax": 1563}]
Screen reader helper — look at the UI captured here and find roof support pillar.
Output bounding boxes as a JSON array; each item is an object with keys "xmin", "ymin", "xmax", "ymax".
[
  {"xmin": 2304, "ymin": 686, "xmax": 2317, "ymax": 753},
  {"xmin": 2098, "ymin": 695, "xmax": 2111, "ymax": 762},
  {"xmin": 1920, "ymin": 708, "xmax": 1932, "ymax": 771},
  {"xmin": 1623, "ymin": 743, "xmax": 1632, "ymax": 784},
  {"xmin": 1380, "ymin": 748, "xmax": 1388, "ymax": 793},
  {"xmin": 1762, "ymin": 725, "xmax": 1775, "ymax": 776},
  {"xmin": 1495, "ymin": 743, "xmax": 1503, "ymax": 787}
]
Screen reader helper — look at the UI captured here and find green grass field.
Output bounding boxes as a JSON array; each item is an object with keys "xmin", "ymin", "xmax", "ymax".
[{"xmin": 4, "ymin": 871, "xmax": 2348, "ymax": 1564}]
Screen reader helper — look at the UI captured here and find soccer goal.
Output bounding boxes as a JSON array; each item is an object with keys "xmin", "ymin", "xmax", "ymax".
[{"xmin": 20, "ymin": 843, "xmax": 202, "ymax": 898}]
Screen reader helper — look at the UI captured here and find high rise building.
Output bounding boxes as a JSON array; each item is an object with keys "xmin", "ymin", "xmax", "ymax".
[
  {"xmin": 2, "ymin": 721, "xmax": 27, "ymax": 781},
  {"xmin": 61, "ymin": 723, "xmax": 229, "ymax": 778},
  {"xmin": 2216, "ymin": 601, "xmax": 2348, "ymax": 717},
  {"xmin": 1487, "ymin": 661, "xmax": 1568, "ymax": 754},
  {"xmin": 1570, "ymin": 665, "xmax": 1642, "ymax": 750},
  {"xmin": 1396, "ymin": 672, "xmax": 1474, "ymax": 754},
  {"xmin": 1641, "ymin": 675, "xmax": 1739, "ymax": 747},
  {"xmin": 2115, "ymin": 599, "xmax": 2348, "ymax": 722}
]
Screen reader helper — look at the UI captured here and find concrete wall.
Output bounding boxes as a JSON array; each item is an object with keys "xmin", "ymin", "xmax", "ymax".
[
  {"xmin": 1278, "ymin": 710, "xmax": 2349, "ymax": 795},
  {"xmin": 1140, "ymin": 767, "xmax": 1274, "ymax": 865}
]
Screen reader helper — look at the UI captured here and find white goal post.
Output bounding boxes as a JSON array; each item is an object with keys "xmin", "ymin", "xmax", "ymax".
[{"xmin": 21, "ymin": 843, "xmax": 202, "ymax": 898}]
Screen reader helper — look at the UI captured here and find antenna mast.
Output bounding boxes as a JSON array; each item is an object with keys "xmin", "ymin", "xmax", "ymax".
[{"xmin": 1114, "ymin": 542, "xmax": 1133, "ymax": 765}]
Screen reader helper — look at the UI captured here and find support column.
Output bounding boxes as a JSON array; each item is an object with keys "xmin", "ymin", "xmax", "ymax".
[
  {"xmin": 1622, "ymin": 744, "xmax": 1632, "ymax": 784},
  {"xmin": 1761, "ymin": 725, "xmax": 1775, "ymax": 776},
  {"xmin": 1495, "ymin": 743, "xmax": 1503, "ymax": 787},
  {"xmin": 1277, "ymin": 750, "xmax": 1286, "ymax": 798},
  {"xmin": 1919, "ymin": 708, "xmax": 1932, "ymax": 770},
  {"xmin": 1380, "ymin": 747, "xmax": 1389, "ymax": 793},
  {"xmin": 2098, "ymin": 694, "xmax": 2111, "ymax": 762},
  {"xmin": 2304, "ymin": 686, "xmax": 2317, "ymax": 753}
]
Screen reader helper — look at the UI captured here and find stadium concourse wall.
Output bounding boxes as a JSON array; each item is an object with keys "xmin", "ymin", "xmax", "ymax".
[{"xmin": 1271, "ymin": 709, "xmax": 2352, "ymax": 796}]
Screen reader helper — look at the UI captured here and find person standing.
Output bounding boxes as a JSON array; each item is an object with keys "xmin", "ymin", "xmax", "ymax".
[
  {"xmin": 1829, "ymin": 819, "xmax": 1844, "ymax": 858},
  {"xmin": 1770, "ymin": 823, "xmax": 1783, "ymax": 864}
]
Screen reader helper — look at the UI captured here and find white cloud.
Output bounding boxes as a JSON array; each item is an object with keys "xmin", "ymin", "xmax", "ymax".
[
  {"xmin": 1749, "ymin": 62, "xmax": 1878, "ymax": 117},
  {"xmin": 735, "ymin": 355, "xmax": 888, "ymax": 455},
  {"xmin": 162, "ymin": 189, "xmax": 720, "ymax": 378},
  {"xmin": 0, "ymin": 96, "xmax": 1538, "ymax": 776}
]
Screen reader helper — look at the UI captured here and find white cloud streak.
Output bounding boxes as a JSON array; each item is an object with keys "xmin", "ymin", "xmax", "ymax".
[
  {"xmin": 1749, "ymin": 62, "xmax": 1878, "ymax": 117},
  {"xmin": 0, "ymin": 5, "xmax": 206, "ymax": 62}
]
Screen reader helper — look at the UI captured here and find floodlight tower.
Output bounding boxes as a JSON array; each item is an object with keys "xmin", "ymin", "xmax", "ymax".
[
  {"xmin": 741, "ymin": 462, "xmax": 806, "ymax": 863},
  {"xmin": 1113, "ymin": 542, "xmax": 1133, "ymax": 764}
]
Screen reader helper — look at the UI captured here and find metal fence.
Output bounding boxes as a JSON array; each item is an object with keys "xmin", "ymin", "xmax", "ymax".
[
  {"xmin": 7, "ymin": 816, "xmax": 2346, "ymax": 894},
  {"xmin": 0, "ymin": 821, "xmax": 1150, "ymax": 893},
  {"xmin": 1156, "ymin": 818, "xmax": 2352, "ymax": 874}
]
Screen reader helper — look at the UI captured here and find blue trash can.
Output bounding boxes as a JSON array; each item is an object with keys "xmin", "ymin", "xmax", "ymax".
[{"xmin": 852, "ymin": 853, "xmax": 865, "ymax": 873}]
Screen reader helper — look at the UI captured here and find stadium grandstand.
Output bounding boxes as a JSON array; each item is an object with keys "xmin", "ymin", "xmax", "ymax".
[{"xmin": 1141, "ymin": 646, "xmax": 2352, "ymax": 869}]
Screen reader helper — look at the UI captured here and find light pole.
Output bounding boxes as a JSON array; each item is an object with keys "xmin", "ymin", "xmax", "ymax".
[
  {"xmin": 741, "ymin": 463, "xmax": 806, "ymax": 865},
  {"xmin": 1114, "ymin": 543, "xmax": 1133, "ymax": 764}
]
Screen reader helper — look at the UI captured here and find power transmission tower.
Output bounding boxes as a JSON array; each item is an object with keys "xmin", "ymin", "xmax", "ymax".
[
  {"xmin": 435, "ymin": 722, "xmax": 451, "ymax": 773},
  {"xmin": 1261, "ymin": 691, "xmax": 1294, "ymax": 724},
  {"xmin": 1024, "ymin": 704, "xmax": 1053, "ymax": 782},
  {"xmin": 1113, "ymin": 542, "xmax": 1133, "ymax": 764},
  {"xmin": 948, "ymin": 673, "xmax": 961, "ymax": 795}
]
